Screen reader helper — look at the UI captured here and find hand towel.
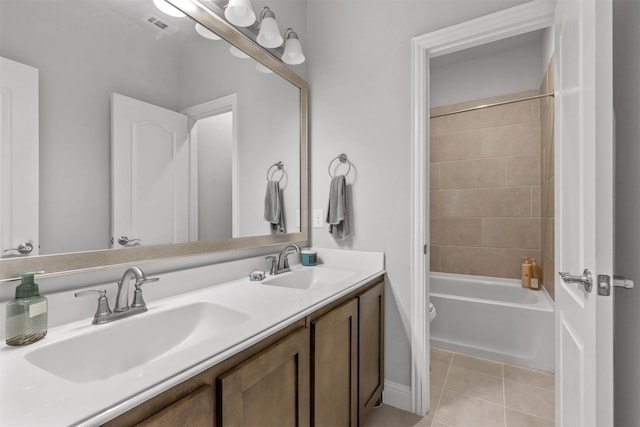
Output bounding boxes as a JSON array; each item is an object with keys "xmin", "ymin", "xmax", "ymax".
[
  {"xmin": 326, "ymin": 175, "xmax": 350, "ymax": 240},
  {"xmin": 264, "ymin": 181, "xmax": 286, "ymax": 234}
]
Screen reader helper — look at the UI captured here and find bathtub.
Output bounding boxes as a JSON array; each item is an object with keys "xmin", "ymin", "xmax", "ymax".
[{"xmin": 430, "ymin": 272, "xmax": 555, "ymax": 372}]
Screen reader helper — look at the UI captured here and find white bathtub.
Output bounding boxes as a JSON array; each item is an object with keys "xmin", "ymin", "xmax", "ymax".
[{"xmin": 430, "ymin": 272, "xmax": 555, "ymax": 373}]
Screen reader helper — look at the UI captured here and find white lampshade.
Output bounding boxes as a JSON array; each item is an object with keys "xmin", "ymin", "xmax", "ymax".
[
  {"xmin": 224, "ymin": 0, "xmax": 256, "ymax": 27},
  {"xmin": 282, "ymin": 30, "xmax": 305, "ymax": 65},
  {"xmin": 195, "ymin": 23, "xmax": 222, "ymax": 40},
  {"xmin": 153, "ymin": 0, "xmax": 185, "ymax": 17},
  {"xmin": 256, "ymin": 8, "xmax": 283, "ymax": 48},
  {"xmin": 256, "ymin": 62, "xmax": 274, "ymax": 74},
  {"xmin": 230, "ymin": 45, "xmax": 250, "ymax": 59}
]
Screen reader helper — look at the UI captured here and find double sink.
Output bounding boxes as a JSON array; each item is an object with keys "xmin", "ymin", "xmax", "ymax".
[{"xmin": 24, "ymin": 266, "xmax": 355, "ymax": 384}]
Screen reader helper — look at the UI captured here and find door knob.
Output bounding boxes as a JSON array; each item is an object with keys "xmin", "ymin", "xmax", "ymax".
[
  {"xmin": 559, "ymin": 269, "xmax": 593, "ymax": 293},
  {"xmin": 2, "ymin": 242, "xmax": 34, "ymax": 255},
  {"xmin": 117, "ymin": 236, "xmax": 141, "ymax": 246}
]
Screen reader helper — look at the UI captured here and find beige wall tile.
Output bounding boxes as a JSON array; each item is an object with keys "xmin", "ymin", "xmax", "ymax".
[
  {"xmin": 430, "ymin": 91, "xmax": 533, "ymax": 118},
  {"xmin": 440, "ymin": 158, "xmax": 505, "ymax": 189},
  {"xmin": 504, "ymin": 380, "xmax": 554, "ymax": 420},
  {"xmin": 431, "ymin": 163, "xmax": 440, "ymax": 190},
  {"xmin": 431, "ymin": 132, "xmax": 482, "ymax": 162},
  {"xmin": 439, "ymin": 246, "xmax": 506, "ymax": 277},
  {"xmin": 458, "ymin": 187, "xmax": 532, "ymax": 218},
  {"xmin": 542, "ymin": 256, "xmax": 555, "ymax": 300},
  {"xmin": 431, "ymin": 190, "xmax": 462, "ymax": 218},
  {"xmin": 543, "ymin": 218, "xmax": 554, "ymax": 257},
  {"xmin": 507, "ymin": 154, "xmax": 540, "ymax": 186},
  {"xmin": 431, "ymin": 218, "xmax": 481, "ymax": 246},
  {"xmin": 531, "ymin": 98, "xmax": 540, "ymax": 121},
  {"xmin": 505, "ymin": 249, "xmax": 542, "ymax": 280},
  {"xmin": 430, "ymin": 245, "xmax": 441, "ymax": 272},
  {"xmin": 481, "ymin": 218, "xmax": 541, "ymax": 249},
  {"xmin": 532, "ymin": 186, "xmax": 541, "ymax": 217},
  {"xmin": 480, "ymin": 122, "xmax": 541, "ymax": 158},
  {"xmin": 431, "ymin": 101, "xmax": 532, "ymax": 136},
  {"xmin": 435, "ymin": 391, "xmax": 505, "ymax": 427}
]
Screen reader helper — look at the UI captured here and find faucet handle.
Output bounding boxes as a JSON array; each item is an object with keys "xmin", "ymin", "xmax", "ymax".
[
  {"xmin": 265, "ymin": 255, "xmax": 277, "ymax": 275},
  {"xmin": 75, "ymin": 289, "xmax": 112, "ymax": 324},
  {"xmin": 131, "ymin": 276, "xmax": 159, "ymax": 309}
]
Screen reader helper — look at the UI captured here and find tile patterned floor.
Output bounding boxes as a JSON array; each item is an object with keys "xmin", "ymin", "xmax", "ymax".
[{"xmin": 365, "ymin": 347, "xmax": 555, "ymax": 427}]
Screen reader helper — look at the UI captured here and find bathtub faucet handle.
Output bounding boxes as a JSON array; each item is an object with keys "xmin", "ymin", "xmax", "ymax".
[{"xmin": 559, "ymin": 269, "xmax": 593, "ymax": 293}]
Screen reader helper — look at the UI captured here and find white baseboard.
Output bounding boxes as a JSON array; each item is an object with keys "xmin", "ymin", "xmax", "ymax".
[{"xmin": 382, "ymin": 380, "xmax": 412, "ymax": 412}]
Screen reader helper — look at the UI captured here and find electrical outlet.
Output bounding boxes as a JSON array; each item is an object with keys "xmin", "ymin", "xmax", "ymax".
[{"xmin": 313, "ymin": 209, "xmax": 324, "ymax": 228}]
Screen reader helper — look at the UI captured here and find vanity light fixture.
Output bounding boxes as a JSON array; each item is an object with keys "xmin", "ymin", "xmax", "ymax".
[
  {"xmin": 282, "ymin": 28, "xmax": 305, "ymax": 65},
  {"xmin": 195, "ymin": 23, "xmax": 222, "ymax": 40},
  {"xmin": 230, "ymin": 45, "xmax": 250, "ymax": 59},
  {"xmin": 153, "ymin": 0, "xmax": 186, "ymax": 18},
  {"xmin": 256, "ymin": 7, "xmax": 283, "ymax": 48},
  {"xmin": 224, "ymin": 0, "xmax": 256, "ymax": 27}
]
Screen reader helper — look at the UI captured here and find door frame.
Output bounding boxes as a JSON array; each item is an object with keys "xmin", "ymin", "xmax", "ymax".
[
  {"xmin": 181, "ymin": 94, "xmax": 238, "ymax": 239},
  {"xmin": 409, "ymin": 1, "xmax": 555, "ymax": 415}
]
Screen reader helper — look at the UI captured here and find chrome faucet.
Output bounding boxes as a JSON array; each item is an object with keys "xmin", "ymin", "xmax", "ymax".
[
  {"xmin": 275, "ymin": 244, "xmax": 301, "ymax": 274},
  {"xmin": 75, "ymin": 266, "xmax": 159, "ymax": 324},
  {"xmin": 114, "ymin": 266, "xmax": 158, "ymax": 312}
]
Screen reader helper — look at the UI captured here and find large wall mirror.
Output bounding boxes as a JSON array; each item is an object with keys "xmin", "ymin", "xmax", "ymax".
[{"xmin": 0, "ymin": 0, "xmax": 308, "ymax": 280}]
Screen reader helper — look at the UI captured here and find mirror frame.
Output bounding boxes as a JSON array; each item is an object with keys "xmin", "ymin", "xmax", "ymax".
[{"xmin": 0, "ymin": 0, "xmax": 308, "ymax": 280}]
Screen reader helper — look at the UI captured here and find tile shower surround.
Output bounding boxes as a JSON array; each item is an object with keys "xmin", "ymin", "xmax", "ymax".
[{"xmin": 430, "ymin": 68, "xmax": 555, "ymax": 293}]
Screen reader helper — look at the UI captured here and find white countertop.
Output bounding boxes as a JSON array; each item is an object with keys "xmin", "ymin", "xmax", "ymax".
[{"xmin": 0, "ymin": 248, "xmax": 384, "ymax": 426}]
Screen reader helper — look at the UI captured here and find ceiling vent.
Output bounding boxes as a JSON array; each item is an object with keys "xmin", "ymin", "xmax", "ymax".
[{"xmin": 143, "ymin": 15, "xmax": 178, "ymax": 35}]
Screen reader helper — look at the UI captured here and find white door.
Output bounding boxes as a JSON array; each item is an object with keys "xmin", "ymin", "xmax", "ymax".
[
  {"xmin": 554, "ymin": 0, "xmax": 614, "ymax": 425},
  {"xmin": 0, "ymin": 57, "xmax": 39, "ymax": 258},
  {"xmin": 111, "ymin": 93, "xmax": 189, "ymax": 248}
]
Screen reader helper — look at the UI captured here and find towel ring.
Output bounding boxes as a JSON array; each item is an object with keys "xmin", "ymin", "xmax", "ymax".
[
  {"xmin": 266, "ymin": 161, "xmax": 285, "ymax": 182},
  {"xmin": 328, "ymin": 153, "xmax": 351, "ymax": 178}
]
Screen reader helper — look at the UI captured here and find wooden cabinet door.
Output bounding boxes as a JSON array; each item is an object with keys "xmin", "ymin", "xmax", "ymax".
[
  {"xmin": 218, "ymin": 327, "xmax": 310, "ymax": 427},
  {"xmin": 311, "ymin": 299, "xmax": 358, "ymax": 426},
  {"xmin": 358, "ymin": 280, "xmax": 384, "ymax": 424},
  {"xmin": 137, "ymin": 385, "xmax": 214, "ymax": 427}
]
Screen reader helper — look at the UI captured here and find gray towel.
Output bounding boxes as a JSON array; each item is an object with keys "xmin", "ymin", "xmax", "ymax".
[
  {"xmin": 264, "ymin": 181, "xmax": 285, "ymax": 234},
  {"xmin": 326, "ymin": 175, "xmax": 350, "ymax": 240}
]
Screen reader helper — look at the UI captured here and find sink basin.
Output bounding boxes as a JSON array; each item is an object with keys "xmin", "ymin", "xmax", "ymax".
[
  {"xmin": 25, "ymin": 302, "xmax": 249, "ymax": 383},
  {"xmin": 262, "ymin": 267, "xmax": 355, "ymax": 290}
]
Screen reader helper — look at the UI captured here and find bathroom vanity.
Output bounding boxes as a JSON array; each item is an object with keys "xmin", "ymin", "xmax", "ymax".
[{"xmin": 0, "ymin": 249, "xmax": 384, "ymax": 426}]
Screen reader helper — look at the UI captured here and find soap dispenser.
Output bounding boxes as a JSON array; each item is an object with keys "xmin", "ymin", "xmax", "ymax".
[{"xmin": 5, "ymin": 272, "xmax": 48, "ymax": 346}]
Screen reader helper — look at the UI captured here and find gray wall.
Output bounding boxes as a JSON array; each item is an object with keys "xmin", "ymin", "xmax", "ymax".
[
  {"xmin": 613, "ymin": 0, "xmax": 640, "ymax": 424},
  {"xmin": 430, "ymin": 41, "xmax": 543, "ymax": 107},
  {"xmin": 197, "ymin": 113, "xmax": 233, "ymax": 241},
  {"xmin": 306, "ymin": 0, "xmax": 530, "ymax": 388}
]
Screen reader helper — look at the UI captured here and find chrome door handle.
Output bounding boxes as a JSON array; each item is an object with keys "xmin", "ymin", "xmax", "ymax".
[
  {"xmin": 3, "ymin": 242, "xmax": 34, "ymax": 255},
  {"xmin": 117, "ymin": 236, "xmax": 141, "ymax": 246},
  {"xmin": 559, "ymin": 269, "xmax": 593, "ymax": 293}
]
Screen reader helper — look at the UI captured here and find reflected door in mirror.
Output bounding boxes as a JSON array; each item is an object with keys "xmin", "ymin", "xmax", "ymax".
[
  {"xmin": 111, "ymin": 93, "xmax": 189, "ymax": 247},
  {"xmin": 0, "ymin": 57, "xmax": 39, "ymax": 258}
]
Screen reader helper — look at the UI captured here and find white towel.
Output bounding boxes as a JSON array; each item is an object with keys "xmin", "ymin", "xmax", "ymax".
[
  {"xmin": 326, "ymin": 175, "xmax": 350, "ymax": 240},
  {"xmin": 264, "ymin": 181, "xmax": 286, "ymax": 234}
]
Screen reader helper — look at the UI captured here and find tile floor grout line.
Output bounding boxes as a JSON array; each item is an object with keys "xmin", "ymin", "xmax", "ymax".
[
  {"xmin": 433, "ymin": 351, "xmax": 455, "ymax": 425},
  {"xmin": 507, "ymin": 407, "xmax": 555, "ymax": 422}
]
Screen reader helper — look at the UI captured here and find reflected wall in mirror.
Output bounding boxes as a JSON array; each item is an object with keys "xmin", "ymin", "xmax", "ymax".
[{"xmin": 0, "ymin": 0, "xmax": 302, "ymax": 258}]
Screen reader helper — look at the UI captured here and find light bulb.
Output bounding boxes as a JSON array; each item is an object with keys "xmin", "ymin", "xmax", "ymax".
[
  {"xmin": 224, "ymin": 0, "xmax": 256, "ymax": 27},
  {"xmin": 195, "ymin": 23, "xmax": 222, "ymax": 40}
]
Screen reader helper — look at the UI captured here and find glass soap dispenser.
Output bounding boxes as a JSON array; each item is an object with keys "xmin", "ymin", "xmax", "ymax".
[{"xmin": 5, "ymin": 271, "xmax": 48, "ymax": 346}]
